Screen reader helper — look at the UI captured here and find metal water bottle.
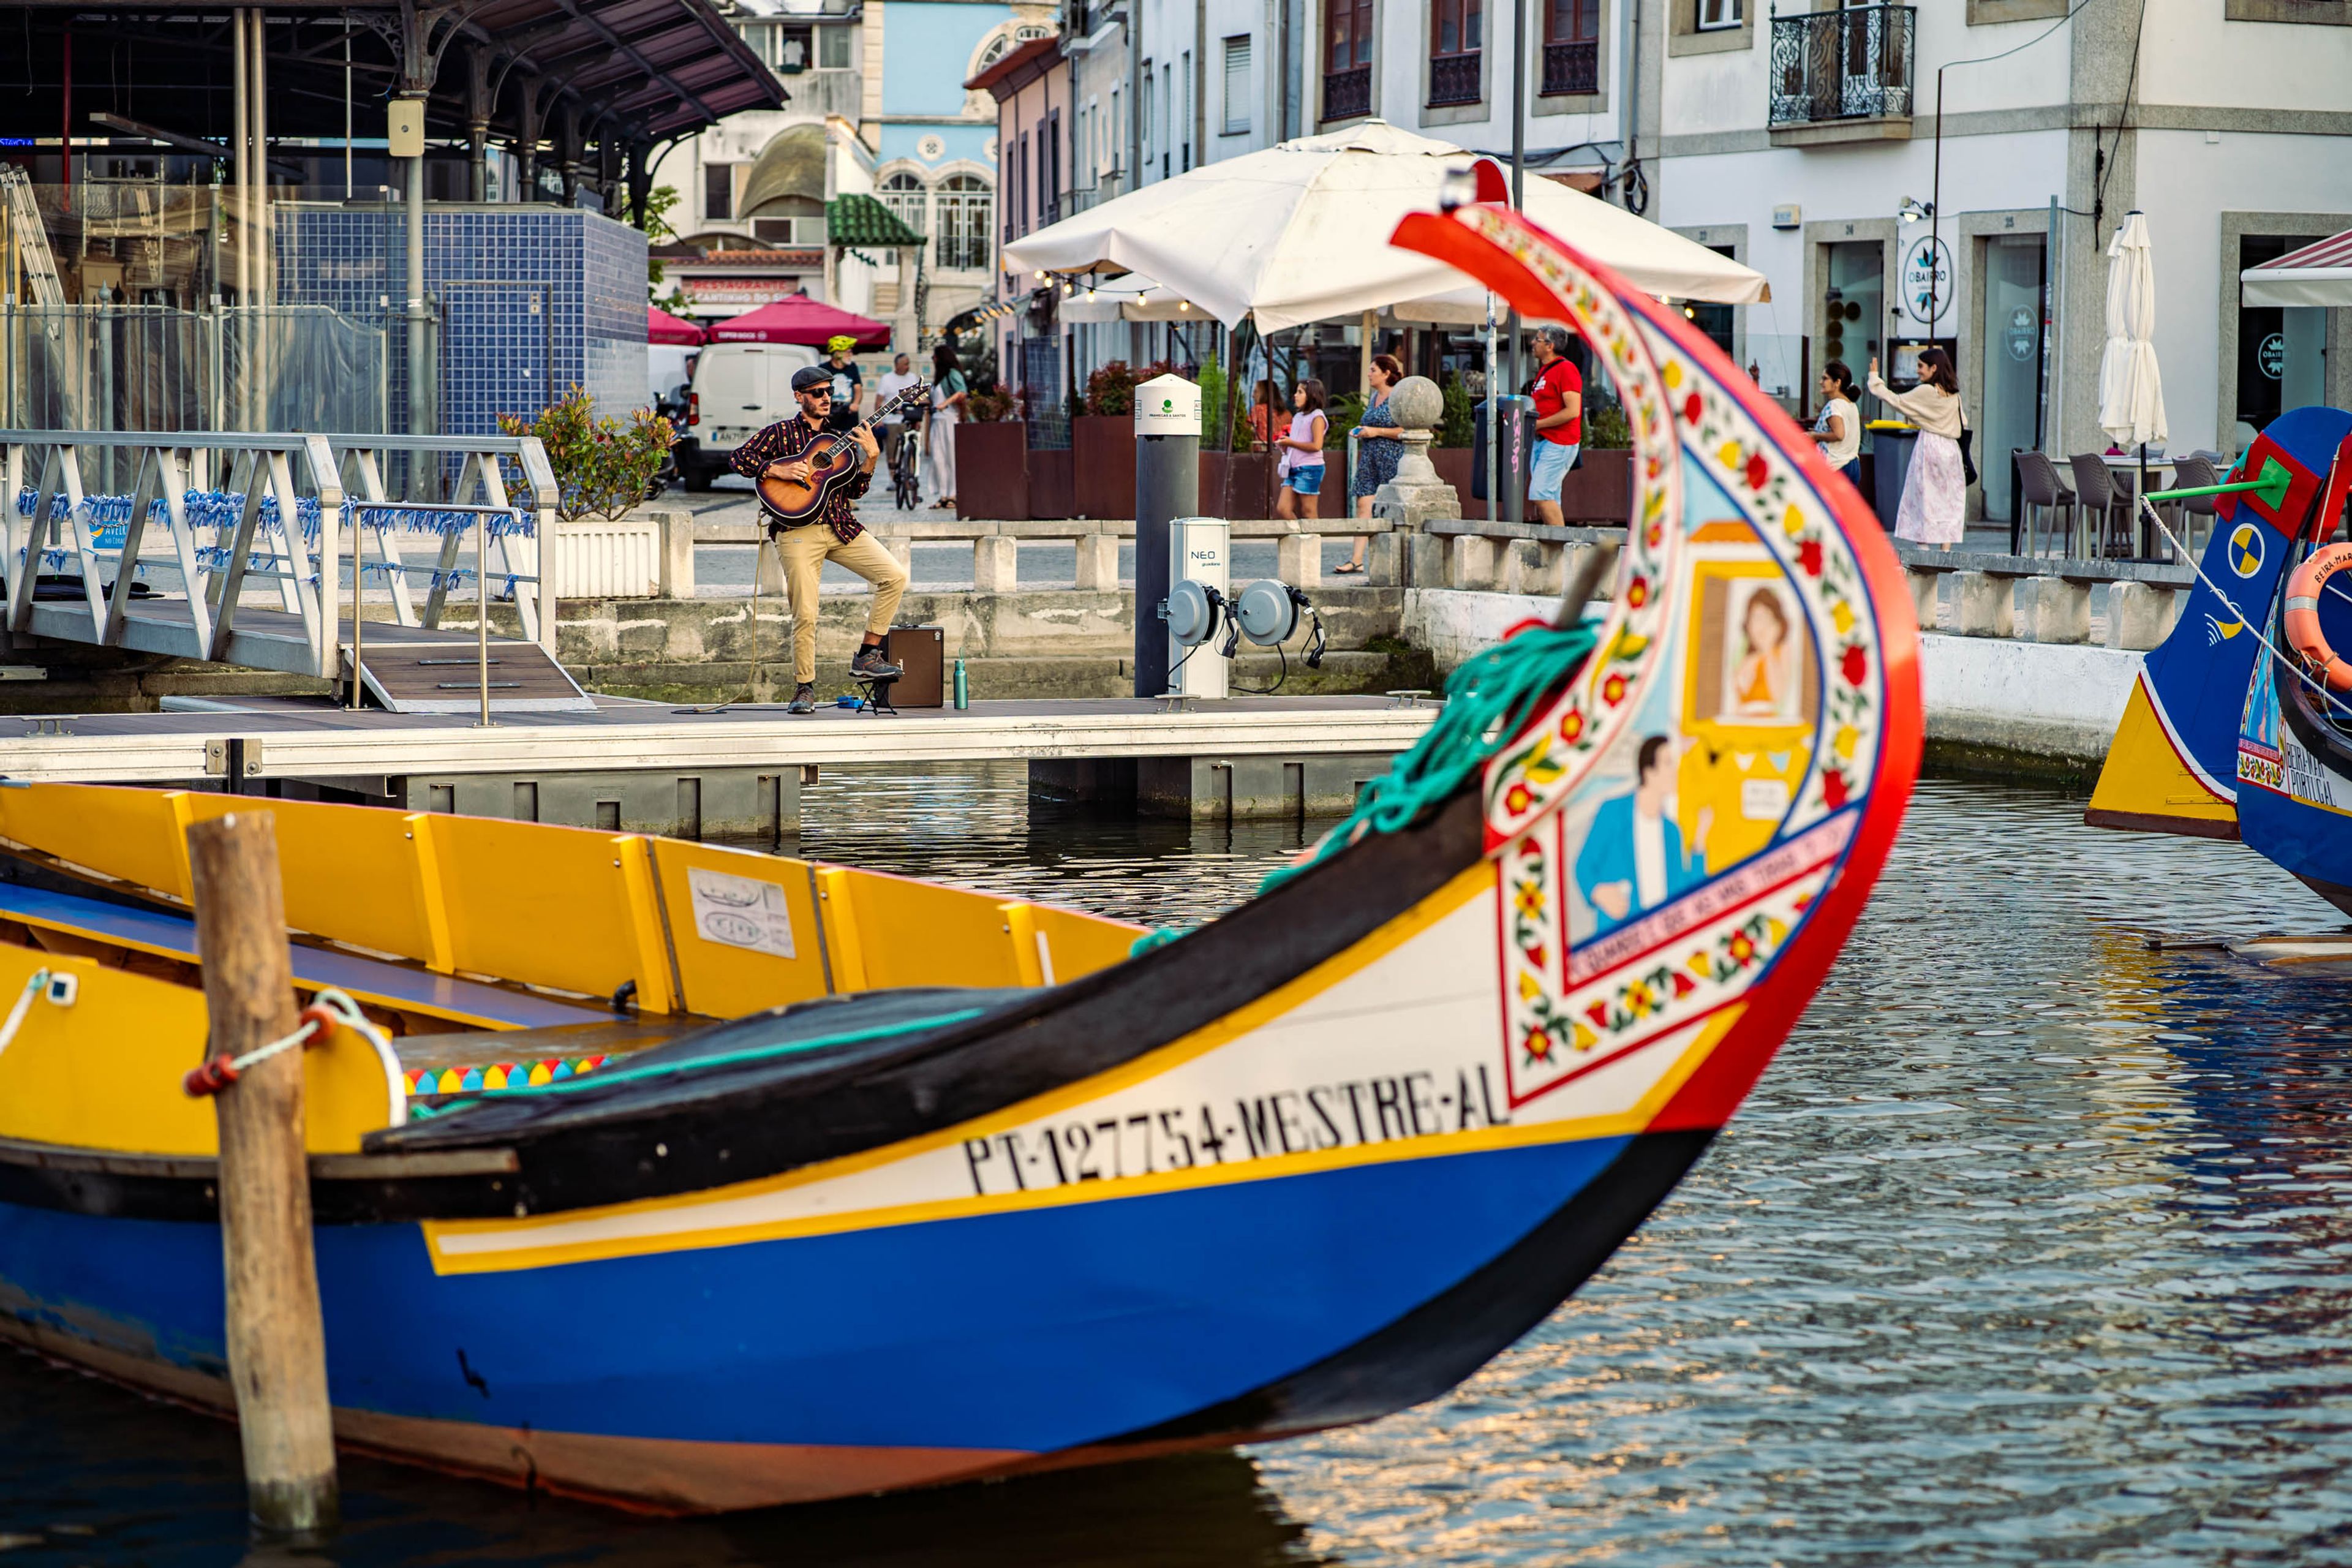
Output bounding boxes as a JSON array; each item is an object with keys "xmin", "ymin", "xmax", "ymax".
[{"xmin": 952, "ymin": 658, "xmax": 969, "ymax": 709}]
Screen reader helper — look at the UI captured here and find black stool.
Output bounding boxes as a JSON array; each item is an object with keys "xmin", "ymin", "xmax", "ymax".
[{"xmin": 850, "ymin": 672, "xmax": 901, "ymax": 715}]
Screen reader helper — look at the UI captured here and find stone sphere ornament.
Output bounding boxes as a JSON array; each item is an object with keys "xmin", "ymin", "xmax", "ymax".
[{"xmin": 1389, "ymin": 374, "xmax": 1444, "ymax": 430}]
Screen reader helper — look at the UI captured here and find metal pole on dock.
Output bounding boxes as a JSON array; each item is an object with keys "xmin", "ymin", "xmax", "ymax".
[
  {"xmin": 1133, "ymin": 380, "xmax": 1200, "ymax": 697},
  {"xmin": 186, "ymin": 812, "xmax": 340, "ymax": 1540},
  {"xmin": 476, "ymin": 508, "xmax": 491, "ymax": 726}
]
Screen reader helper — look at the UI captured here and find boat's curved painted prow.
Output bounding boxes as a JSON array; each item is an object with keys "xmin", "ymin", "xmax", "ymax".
[
  {"xmin": 2088, "ymin": 406, "xmax": 2352, "ymax": 839},
  {"xmin": 0, "ymin": 197, "xmax": 1920, "ymax": 1513}
]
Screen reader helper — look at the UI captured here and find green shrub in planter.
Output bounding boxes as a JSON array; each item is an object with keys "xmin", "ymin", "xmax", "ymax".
[{"xmin": 498, "ymin": 384, "xmax": 674, "ymax": 522}]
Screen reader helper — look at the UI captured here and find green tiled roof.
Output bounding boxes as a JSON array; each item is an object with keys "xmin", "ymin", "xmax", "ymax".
[{"xmin": 826, "ymin": 193, "xmax": 924, "ymax": 249}]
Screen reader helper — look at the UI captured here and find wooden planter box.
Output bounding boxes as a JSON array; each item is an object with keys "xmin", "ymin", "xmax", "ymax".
[
  {"xmin": 1027, "ymin": 446, "xmax": 1074, "ymax": 521},
  {"xmin": 955, "ymin": 421, "xmax": 1028, "ymax": 521},
  {"xmin": 1072, "ymin": 415, "xmax": 1136, "ymax": 518},
  {"xmin": 1199, "ymin": 450, "xmax": 1278, "ymax": 519},
  {"xmin": 1430, "ymin": 445, "xmax": 1631, "ymax": 524}
]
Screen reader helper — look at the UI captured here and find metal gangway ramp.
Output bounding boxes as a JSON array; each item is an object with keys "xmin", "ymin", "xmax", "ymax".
[{"xmin": 1, "ymin": 431, "xmax": 591, "ymax": 714}]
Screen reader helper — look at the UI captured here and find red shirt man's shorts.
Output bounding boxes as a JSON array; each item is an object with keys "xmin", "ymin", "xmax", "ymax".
[{"xmin": 1532, "ymin": 358, "xmax": 1582, "ymax": 445}]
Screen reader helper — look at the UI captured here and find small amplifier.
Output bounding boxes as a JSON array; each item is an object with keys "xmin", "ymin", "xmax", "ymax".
[{"xmin": 882, "ymin": 625, "xmax": 944, "ymax": 707}]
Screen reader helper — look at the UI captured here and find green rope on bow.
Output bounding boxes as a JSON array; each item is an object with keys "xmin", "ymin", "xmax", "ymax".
[{"xmin": 1126, "ymin": 617, "xmax": 1601, "ymax": 957}]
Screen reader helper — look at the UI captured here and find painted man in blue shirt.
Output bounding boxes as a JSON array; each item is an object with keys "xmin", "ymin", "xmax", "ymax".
[{"xmin": 1575, "ymin": 734, "xmax": 1712, "ymax": 933}]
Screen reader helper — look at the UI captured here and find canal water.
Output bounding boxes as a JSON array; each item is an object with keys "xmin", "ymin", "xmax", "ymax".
[{"xmin": 7, "ymin": 770, "xmax": 2352, "ymax": 1566}]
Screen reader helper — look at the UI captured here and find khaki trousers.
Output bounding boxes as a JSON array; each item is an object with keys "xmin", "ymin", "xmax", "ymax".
[{"xmin": 773, "ymin": 524, "xmax": 910, "ymax": 685}]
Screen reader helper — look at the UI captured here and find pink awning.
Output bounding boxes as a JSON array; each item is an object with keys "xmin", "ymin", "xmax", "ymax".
[
  {"xmin": 708, "ymin": 296, "xmax": 892, "ymax": 349},
  {"xmin": 648, "ymin": 305, "xmax": 707, "ymax": 345}
]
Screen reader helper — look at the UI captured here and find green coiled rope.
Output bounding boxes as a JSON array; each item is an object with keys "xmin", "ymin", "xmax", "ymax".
[{"xmin": 1129, "ymin": 617, "xmax": 1601, "ymax": 956}]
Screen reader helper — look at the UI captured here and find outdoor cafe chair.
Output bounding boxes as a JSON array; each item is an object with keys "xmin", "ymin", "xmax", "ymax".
[
  {"xmin": 2014, "ymin": 450, "xmax": 2075, "ymax": 559},
  {"xmin": 2068, "ymin": 453, "xmax": 2138, "ymax": 560},
  {"xmin": 2163, "ymin": 454, "xmax": 2220, "ymax": 558}
]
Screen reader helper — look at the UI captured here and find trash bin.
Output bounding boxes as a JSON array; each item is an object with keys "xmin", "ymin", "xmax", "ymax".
[{"xmin": 1471, "ymin": 395, "xmax": 1536, "ymax": 510}]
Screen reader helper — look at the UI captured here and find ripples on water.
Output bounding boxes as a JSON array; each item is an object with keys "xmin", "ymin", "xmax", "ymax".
[{"xmin": 7, "ymin": 771, "xmax": 2352, "ymax": 1566}]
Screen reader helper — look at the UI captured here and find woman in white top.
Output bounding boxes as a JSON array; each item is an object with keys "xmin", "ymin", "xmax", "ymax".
[
  {"xmin": 1867, "ymin": 348, "xmax": 1968, "ymax": 549},
  {"xmin": 924, "ymin": 344, "xmax": 967, "ymax": 509},
  {"xmin": 1808, "ymin": 360, "xmax": 1863, "ymax": 490},
  {"xmin": 1274, "ymin": 379, "xmax": 1329, "ymax": 522}
]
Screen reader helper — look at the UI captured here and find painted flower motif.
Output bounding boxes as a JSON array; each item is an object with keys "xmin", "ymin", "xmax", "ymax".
[
  {"xmin": 1671, "ymin": 970, "xmax": 1696, "ymax": 998},
  {"xmin": 1834, "ymin": 723, "xmax": 1858, "ymax": 761},
  {"xmin": 1822, "ymin": 768, "xmax": 1851, "ymax": 810},
  {"xmin": 1833, "ymin": 600, "xmax": 1856, "ymax": 636},
  {"xmin": 1662, "ymin": 360, "xmax": 1683, "ymax": 390},
  {"xmin": 1518, "ymin": 970, "xmax": 1542, "ymax": 1002},
  {"xmin": 1585, "ymin": 1001, "xmax": 1611, "ymax": 1028},
  {"xmin": 1782, "ymin": 504, "xmax": 1806, "ymax": 540},
  {"xmin": 1719, "ymin": 441, "xmax": 1743, "ymax": 470},
  {"xmin": 1623, "ymin": 979, "xmax": 1656, "ymax": 1016},
  {"xmin": 1505, "ymin": 782, "xmax": 1536, "ymax": 815},
  {"xmin": 1602, "ymin": 672, "xmax": 1627, "ymax": 705},
  {"xmin": 1841, "ymin": 644, "xmax": 1869, "ymax": 687},
  {"xmin": 1525, "ymin": 942, "xmax": 1549, "ymax": 970},
  {"xmin": 1514, "ymin": 881, "xmax": 1548, "ymax": 919},
  {"xmin": 1796, "ymin": 539, "xmax": 1825, "ymax": 578},
  {"xmin": 1727, "ymin": 932, "xmax": 1757, "ymax": 966},
  {"xmin": 1683, "ymin": 393, "xmax": 1704, "ymax": 424},
  {"xmin": 1524, "ymin": 1027, "xmax": 1556, "ymax": 1062},
  {"xmin": 1744, "ymin": 452, "xmax": 1771, "ymax": 491},
  {"xmin": 1559, "ymin": 709, "xmax": 1586, "ymax": 742},
  {"xmin": 1626, "ymin": 576, "xmax": 1649, "ymax": 609}
]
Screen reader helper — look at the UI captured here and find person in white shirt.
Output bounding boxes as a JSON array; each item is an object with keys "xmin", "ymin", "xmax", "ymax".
[
  {"xmin": 1809, "ymin": 360, "xmax": 1862, "ymax": 490},
  {"xmin": 875, "ymin": 352, "xmax": 922, "ymax": 486}
]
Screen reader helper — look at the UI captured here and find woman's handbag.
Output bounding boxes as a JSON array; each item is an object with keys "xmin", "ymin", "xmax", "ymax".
[{"xmin": 1958, "ymin": 424, "xmax": 1980, "ymax": 487}]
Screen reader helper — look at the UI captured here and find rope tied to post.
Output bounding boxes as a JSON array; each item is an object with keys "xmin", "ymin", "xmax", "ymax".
[{"xmin": 183, "ymin": 988, "xmax": 407, "ymax": 1126}]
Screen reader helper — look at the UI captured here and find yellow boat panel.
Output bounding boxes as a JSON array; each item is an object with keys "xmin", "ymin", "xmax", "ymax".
[
  {"xmin": 179, "ymin": 794, "xmax": 451, "ymax": 967},
  {"xmin": 2086, "ymin": 679, "xmax": 2239, "ymax": 839},
  {"xmin": 837, "ymin": 869, "xmax": 1040, "ymax": 992},
  {"xmin": 0, "ymin": 944, "xmax": 398, "ymax": 1156},
  {"xmin": 648, "ymin": 841, "xmax": 831, "ymax": 1017},
  {"xmin": 0, "ymin": 783, "xmax": 194, "ymax": 901},
  {"xmin": 429, "ymin": 816, "xmax": 676, "ymax": 1012}
]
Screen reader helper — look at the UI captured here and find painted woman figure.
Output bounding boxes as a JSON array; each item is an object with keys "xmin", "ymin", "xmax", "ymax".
[
  {"xmin": 1867, "ymin": 348, "xmax": 1968, "ymax": 549},
  {"xmin": 1730, "ymin": 585, "xmax": 1797, "ymax": 720}
]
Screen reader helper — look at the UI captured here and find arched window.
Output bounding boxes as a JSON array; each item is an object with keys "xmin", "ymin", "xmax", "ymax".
[
  {"xmin": 880, "ymin": 171, "xmax": 929, "ymax": 237},
  {"xmin": 935, "ymin": 174, "xmax": 992, "ymax": 270}
]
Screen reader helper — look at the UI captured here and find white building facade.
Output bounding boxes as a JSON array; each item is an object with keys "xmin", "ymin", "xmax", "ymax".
[{"xmin": 1646, "ymin": 0, "xmax": 2352, "ymax": 521}]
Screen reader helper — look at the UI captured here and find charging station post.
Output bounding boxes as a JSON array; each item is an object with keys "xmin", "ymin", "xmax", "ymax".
[{"xmin": 1133, "ymin": 372, "xmax": 1202, "ymax": 697}]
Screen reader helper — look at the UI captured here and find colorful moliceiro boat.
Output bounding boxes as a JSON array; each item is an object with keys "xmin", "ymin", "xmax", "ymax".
[
  {"xmin": 2087, "ymin": 405, "xmax": 2352, "ymax": 907},
  {"xmin": 0, "ymin": 202, "xmax": 1920, "ymax": 1512}
]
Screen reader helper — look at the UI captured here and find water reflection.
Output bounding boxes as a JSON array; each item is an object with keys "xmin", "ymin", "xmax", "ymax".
[{"xmin": 10, "ymin": 771, "xmax": 2352, "ymax": 1564}]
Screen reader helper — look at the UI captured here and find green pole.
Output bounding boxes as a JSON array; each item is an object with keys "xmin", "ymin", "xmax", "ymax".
[{"xmin": 2143, "ymin": 455, "xmax": 2293, "ymax": 511}]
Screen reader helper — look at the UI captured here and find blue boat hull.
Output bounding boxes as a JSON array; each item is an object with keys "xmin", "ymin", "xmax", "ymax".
[{"xmin": 0, "ymin": 1130, "xmax": 1691, "ymax": 1509}]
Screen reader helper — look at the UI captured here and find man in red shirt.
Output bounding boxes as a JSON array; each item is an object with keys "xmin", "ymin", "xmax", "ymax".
[{"xmin": 1527, "ymin": 326, "xmax": 1583, "ymax": 528}]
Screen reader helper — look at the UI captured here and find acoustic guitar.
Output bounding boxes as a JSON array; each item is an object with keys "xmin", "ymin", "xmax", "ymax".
[{"xmin": 755, "ymin": 380, "xmax": 932, "ymax": 524}]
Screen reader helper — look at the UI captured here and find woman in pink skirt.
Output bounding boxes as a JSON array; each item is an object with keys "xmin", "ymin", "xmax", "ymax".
[{"xmin": 1866, "ymin": 349, "xmax": 1969, "ymax": 549}]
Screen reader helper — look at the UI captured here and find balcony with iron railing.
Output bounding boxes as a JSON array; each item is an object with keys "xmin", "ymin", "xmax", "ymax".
[
  {"xmin": 1322, "ymin": 64, "xmax": 1371, "ymax": 121},
  {"xmin": 1428, "ymin": 51, "xmax": 1481, "ymax": 108},
  {"xmin": 1541, "ymin": 38, "xmax": 1597, "ymax": 97},
  {"xmin": 1767, "ymin": 4, "xmax": 1915, "ymax": 145}
]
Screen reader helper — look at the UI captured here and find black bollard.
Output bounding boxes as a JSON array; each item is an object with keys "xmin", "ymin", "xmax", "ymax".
[{"xmin": 1132, "ymin": 373, "xmax": 1201, "ymax": 698}]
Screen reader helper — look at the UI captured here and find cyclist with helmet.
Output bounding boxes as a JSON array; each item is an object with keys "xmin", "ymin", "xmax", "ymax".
[
  {"xmin": 823, "ymin": 334, "xmax": 865, "ymax": 418},
  {"xmin": 729, "ymin": 363, "xmax": 907, "ymax": 712}
]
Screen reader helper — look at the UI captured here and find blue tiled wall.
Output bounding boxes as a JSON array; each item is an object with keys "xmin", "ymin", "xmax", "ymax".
[{"xmin": 276, "ymin": 205, "xmax": 649, "ymax": 436}]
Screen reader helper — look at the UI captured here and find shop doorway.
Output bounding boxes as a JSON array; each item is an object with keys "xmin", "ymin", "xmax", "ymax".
[
  {"xmin": 2237, "ymin": 234, "xmax": 2324, "ymax": 443},
  {"xmin": 1823, "ymin": 241, "xmax": 1885, "ymax": 443},
  {"xmin": 1977, "ymin": 235, "xmax": 2046, "ymax": 523}
]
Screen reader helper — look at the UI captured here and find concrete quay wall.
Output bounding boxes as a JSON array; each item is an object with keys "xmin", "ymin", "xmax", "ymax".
[{"xmin": 1401, "ymin": 589, "xmax": 2141, "ymax": 769}]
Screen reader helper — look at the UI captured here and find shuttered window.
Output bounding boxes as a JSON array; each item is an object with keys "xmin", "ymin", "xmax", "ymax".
[{"xmin": 1222, "ymin": 36, "xmax": 1253, "ymax": 134}]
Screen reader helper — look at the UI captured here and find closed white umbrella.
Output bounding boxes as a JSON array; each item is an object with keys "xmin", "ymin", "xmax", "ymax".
[
  {"xmin": 1003, "ymin": 119, "xmax": 1766, "ymax": 331},
  {"xmin": 2097, "ymin": 211, "xmax": 2167, "ymax": 554}
]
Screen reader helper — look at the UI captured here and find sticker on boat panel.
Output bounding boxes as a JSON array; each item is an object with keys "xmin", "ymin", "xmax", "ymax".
[{"xmin": 687, "ymin": 867, "xmax": 796, "ymax": 959}]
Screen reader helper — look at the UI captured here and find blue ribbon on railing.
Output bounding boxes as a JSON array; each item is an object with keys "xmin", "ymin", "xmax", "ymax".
[{"xmin": 13, "ymin": 488, "xmax": 536, "ymax": 543}]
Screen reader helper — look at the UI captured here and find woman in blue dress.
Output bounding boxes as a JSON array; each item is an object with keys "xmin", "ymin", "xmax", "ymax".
[{"xmin": 1341, "ymin": 353, "xmax": 1406, "ymax": 575}]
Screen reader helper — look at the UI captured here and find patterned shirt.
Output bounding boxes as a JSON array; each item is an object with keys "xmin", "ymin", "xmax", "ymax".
[{"xmin": 730, "ymin": 415, "xmax": 873, "ymax": 543}]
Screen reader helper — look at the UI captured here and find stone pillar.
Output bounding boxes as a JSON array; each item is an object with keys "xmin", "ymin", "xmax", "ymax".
[
  {"xmin": 1952, "ymin": 571, "xmax": 2015, "ymax": 638},
  {"xmin": 2107, "ymin": 581, "xmax": 2177, "ymax": 651},
  {"xmin": 1276, "ymin": 531, "xmax": 1321, "ymax": 587},
  {"xmin": 654, "ymin": 507, "xmax": 694, "ymax": 598},
  {"xmin": 1501, "ymin": 538, "xmax": 1561, "ymax": 597},
  {"xmin": 1075, "ymin": 532, "xmax": 1120, "ymax": 589},
  {"xmin": 1449, "ymin": 534, "xmax": 1498, "ymax": 591},
  {"xmin": 1371, "ymin": 375, "xmax": 1460, "ymax": 581},
  {"xmin": 1905, "ymin": 567, "xmax": 1940, "ymax": 631},
  {"xmin": 974, "ymin": 535, "xmax": 1019, "ymax": 592},
  {"xmin": 2015, "ymin": 576, "xmax": 2092, "ymax": 644}
]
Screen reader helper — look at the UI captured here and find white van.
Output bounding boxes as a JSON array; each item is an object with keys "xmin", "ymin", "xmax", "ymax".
[{"xmin": 677, "ymin": 341, "xmax": 820, "ymax": 491}]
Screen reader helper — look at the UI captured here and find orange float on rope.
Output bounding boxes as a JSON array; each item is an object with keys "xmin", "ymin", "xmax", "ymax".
[{"xmin": 2285, "ymin": 543, "xmax": 2352, "ymax": 693}]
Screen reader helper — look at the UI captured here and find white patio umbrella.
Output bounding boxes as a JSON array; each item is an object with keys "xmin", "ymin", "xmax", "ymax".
[
  {"xmin": 2097, "ymin": 211, "xmax": 2168, "ymax": 553},
  {"xmin": 1002, "ymin": 120, "xmax": 1766, "ymax": 331}
]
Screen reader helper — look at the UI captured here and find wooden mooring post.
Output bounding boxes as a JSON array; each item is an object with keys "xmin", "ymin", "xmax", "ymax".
[{"xmin": 186, "ymin": 812, "xmax": 341, "ymax": 1538}]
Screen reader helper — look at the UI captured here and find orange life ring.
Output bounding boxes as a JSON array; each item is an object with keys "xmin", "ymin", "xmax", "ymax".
[{"xmin": 2284, "ymin": 542, "xmax": 2352, "ymax": 693}]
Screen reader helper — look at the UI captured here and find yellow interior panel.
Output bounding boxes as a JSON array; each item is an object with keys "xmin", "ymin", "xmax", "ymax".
[
  {"xmin": 0, "ymin": 783, "xmax": 193, "ymax": 900},
  {"xmin": 650, "ymin": 841, "xmax": 831, "ymax": 1017},
  {"xmin": 1029, "ymin": 904, "xmax": 1143, "ymax": 984},
  {"xmin": 838, "ymin": 870, "xmax": 1034, "ymax": 990},
  {"xmin": 429, "ymin": 817, "xmax": 675, "ymax": 1011},
  {"xmin": 0, "ymin": 944, "xmax": 399, "ymax": 1156},
  {"xmin": 2087, "ymin": 680, "xmax": 2238, "ymax": 834},
  {"xmin": 179, "ymin": 795, "xmax": 446, "ymax": 966}
]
